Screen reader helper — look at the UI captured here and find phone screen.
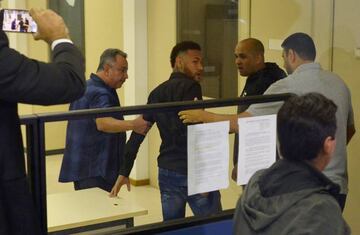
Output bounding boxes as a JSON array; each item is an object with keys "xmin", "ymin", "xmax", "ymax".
[{"xmin": 1, "ymin": 9, "xmax": 37, "ymax": 33}]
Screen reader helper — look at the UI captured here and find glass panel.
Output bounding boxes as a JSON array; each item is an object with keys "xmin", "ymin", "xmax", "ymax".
[
  {"xmin": 48, "ymin": 0, "xmax": 85, "ymax": 56},
  {"xmin": 177, "ymin": 0, "xmax": 238, "ymax": 98}
]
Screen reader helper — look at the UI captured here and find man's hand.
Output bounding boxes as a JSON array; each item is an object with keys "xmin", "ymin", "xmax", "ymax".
[
  {"xmin": 109, "ymin": 175, "xmax": 130, "ymax": 197},
  {"xmin": 132, "ymin": 115, "xmax": 151, "ymax": 135},
  {"xmin": 30, "ymin": 8, "xmax": 70, "ymax": 44},
  {"xmin": 178, "ymin": 109, "xmax": 206, "ymax": 124}
]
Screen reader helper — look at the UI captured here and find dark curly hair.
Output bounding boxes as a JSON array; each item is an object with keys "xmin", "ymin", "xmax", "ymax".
[{"xmin": 170, "ymin": 41, "xmax": 201, "ymax": 68}]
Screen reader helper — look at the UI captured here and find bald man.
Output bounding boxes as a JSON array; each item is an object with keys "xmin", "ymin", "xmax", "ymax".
[
  {"xmin": 234, "ymin": 38, "xmax": 286, "ymax": 112},
  {"xmin": 231, "ymin": 38, "xmax": 286, "ymax": 179},
  {"xmin": 179, "ymin": 38, "xmax": 286, "ymax": 180}
]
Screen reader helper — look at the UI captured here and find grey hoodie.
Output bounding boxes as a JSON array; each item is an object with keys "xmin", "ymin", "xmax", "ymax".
[{"xmin": 233, "ymin": 159, "xmax": 350, "ymax": 235}]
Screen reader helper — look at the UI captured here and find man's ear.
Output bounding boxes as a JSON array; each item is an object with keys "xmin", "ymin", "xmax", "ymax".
[
  {"xmin": 323, "ymin": 136, "xmax": 336, "ymax": 158},
  {"xmin": 288, "ymin": 49, "xmax": 296, "ymax": 63},
  {"xmin": 255, "ymin": 53, "xmax": 263, "ymax": 65},
  {"xmin": 103, "ymin": 63, "xmax": 111, "ymax": 75},
  {"xmin": 175, "ymin": 56, "xmax": 184, "ymax": 71}
]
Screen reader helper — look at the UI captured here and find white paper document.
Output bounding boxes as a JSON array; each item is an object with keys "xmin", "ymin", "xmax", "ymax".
[
  {"xmin": 187, "ymin": 121, "xmax": 230, "ymax": 196},
  {"xmin": 237, "ymin": 115, "xmax": 277, "ymax": 185}
]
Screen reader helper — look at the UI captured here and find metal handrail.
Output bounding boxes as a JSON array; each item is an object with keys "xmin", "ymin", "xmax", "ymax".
[
  {"xmin": 19, "ymin": 93, "xmax": 292, "ymax": 234},
  {"xmin": 27, "ymin": 93, "xmax": 291, "ymax": 122}
]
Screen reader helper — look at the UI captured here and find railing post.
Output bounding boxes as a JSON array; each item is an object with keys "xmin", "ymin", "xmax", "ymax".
[{"xmin": 25, "ymin": 118, "xmax": 47, "ymax": 235}]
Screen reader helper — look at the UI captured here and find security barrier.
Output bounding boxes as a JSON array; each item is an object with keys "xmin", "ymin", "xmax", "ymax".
[{"xmin": 20, "ymin": 93, "xmax": 291, "ymax": 234}]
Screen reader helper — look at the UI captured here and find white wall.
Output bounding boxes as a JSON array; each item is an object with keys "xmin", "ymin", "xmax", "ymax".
[{"xmin": 147, "ymin": 0, "xmax": 177, "ymax": 187}]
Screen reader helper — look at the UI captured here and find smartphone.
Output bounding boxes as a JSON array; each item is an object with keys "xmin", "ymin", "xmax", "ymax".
[{"xmin": 1, "ymin": 9, "xmax": 37, "ymax": 33}]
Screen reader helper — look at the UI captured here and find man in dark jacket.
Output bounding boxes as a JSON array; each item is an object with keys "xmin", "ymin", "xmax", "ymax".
[
  {"xmin": 233, "ymin": 93, "xmax": 350, "ymax": 235},
  {"xmin": 178, "ymin": 38, "xmax": 286, "ymax": 180},
  {"xmin": 110, "ymin": 41, "xmax": 222, "ymax": 221},
  {"xmin": 232, "ymin": 38, "xmax": 286, "ymax": 179},
  {"xmin": 0, "ymin": 7, "xmax": 85, "ymax": 234},
  {"xmin": 59, "ymin": 49, "xmax": 149, "ymax": 193}
]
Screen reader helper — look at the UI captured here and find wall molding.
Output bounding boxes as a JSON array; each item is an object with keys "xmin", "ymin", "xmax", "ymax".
[{"xmin": 129, "ymin": 178, "xmax": 150, "ymax": 186}]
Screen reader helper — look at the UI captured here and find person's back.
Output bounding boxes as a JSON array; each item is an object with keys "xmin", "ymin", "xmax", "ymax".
[
  {"xmin": 248, "ymin": 34, "xmax": 355, "ymax": 205},
  {"xmin": 146, "ymin": 72, "xmax": 201, "ymax": 174},
  {"xmin": 270, "ymin": 64, "xmax": 351, "ymax": 191},
  {"xmin": 234, "ymin": 93, "xmax": 350, "ymax": 235},
  {"xmin": 234, "ymin": 161, "xmax": 349, "ymax": 235}
]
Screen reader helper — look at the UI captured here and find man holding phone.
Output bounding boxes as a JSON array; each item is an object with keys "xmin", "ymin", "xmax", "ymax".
[{"xmin": 0, "ymin": 5, "xmax": 86, "ymax": 235}]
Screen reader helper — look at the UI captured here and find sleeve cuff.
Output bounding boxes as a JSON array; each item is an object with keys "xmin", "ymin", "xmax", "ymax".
[{"xmin": 51, "ymin": 39, "xmax": 73, "ymax": 50}]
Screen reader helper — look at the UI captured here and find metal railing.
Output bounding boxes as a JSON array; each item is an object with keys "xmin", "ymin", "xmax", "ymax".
[{"xmin": 20, "ymin": 93, "xmax": 291, "ymax": 234}]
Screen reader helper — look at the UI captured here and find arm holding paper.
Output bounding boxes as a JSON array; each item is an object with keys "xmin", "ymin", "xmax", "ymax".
[{"xmin": 178, "ymin": 109, "xmax": 252, "ymax": 133}]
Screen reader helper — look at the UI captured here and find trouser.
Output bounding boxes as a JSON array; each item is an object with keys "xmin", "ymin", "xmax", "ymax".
[
  {"xmin": 158, "ymin": 168, "xmax": 222, "ymax": 221},
  {"xmin": 0, "ymin": 176, "xmax": 41, "ymax": 235},
  {"xmin": 74, "ymin": 176, "xmax": 113, "ymax": 192}
]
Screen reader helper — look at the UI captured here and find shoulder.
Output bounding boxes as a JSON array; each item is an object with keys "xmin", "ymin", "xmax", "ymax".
[
  {"xmin": 263, "ymin": 63, "xmax": 287, "ymax": 80},
  {"xmin": 52, "ymin": 42, "xmax": 78, "ymax": 52},
  {"xmin": 52, "ymin": 42, "xmax": 83, "ymax": 61},
  {"xmin": 290, "ymin": 193, "xmax": 349, "ymax": 234},
  {"xmin": 263, "ymin": 77, "xmax": 292, "ymax": 95},
  {"xmin": 323, "ymin": 70, "xmax": 351, "ymax": 91},
  {"xmin": 84, "ymin": 80, "xmax": 112, "ymax": 99}
]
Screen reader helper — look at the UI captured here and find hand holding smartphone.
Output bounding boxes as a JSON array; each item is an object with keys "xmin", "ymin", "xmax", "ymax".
[
  {"xmin": 1, "ymin": 9, "xmax": 37, "ymax": 33},
  {"xmin": 1, "ymin": 8, "xmax": 70, "ymax": 44}
]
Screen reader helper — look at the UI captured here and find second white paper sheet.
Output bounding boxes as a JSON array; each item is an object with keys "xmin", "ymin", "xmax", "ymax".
[
  {"xmin": 237, "ymin": 115, "xmax": 277, "ymax": 185},
  {"xmin": 187, "ymin": 121, "xmax": 230, "ymax": 196}
]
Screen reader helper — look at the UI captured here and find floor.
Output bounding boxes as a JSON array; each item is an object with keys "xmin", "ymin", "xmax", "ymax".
[{"xmin": 46, "ymin": 155, "xmax": 242, "ymax": 227}]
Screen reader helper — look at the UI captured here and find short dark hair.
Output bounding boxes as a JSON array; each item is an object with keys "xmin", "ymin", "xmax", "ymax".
[
  {"xmin": 281, "ymin": 32, "xmax": 316, "ymax": 61},
  {"xmin": 170, "ymin": 41, "xmax": 201, "ymax": 68},
  {"xmin": 277, "ymin": 93, "xmax": 337, "ymax": 161},
  {"xmin": 97, "ymin": 48, "xmax": 127, "ymax": 72}
]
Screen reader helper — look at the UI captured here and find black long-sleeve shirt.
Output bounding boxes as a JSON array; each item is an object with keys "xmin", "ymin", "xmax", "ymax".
[
  {"xmin": 119, "ymin": 72, "xmax": 202, "ymax": 176},
  {"xmin": 233, "ymin": 63, "xmax": 286, "ymax": 165}
]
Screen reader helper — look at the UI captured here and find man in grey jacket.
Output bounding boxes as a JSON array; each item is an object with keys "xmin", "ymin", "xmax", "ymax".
[{"xmin": 233, "ymin": 93, "xmax": 350, "ymax": 235}]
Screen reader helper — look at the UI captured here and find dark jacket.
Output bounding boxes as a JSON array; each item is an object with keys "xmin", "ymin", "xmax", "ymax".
[
  {"xmin": 234, "ymin": 62, "xmax": 286, "ymax": 165},
  {"xmin": 119, "ymin": 72, "xmax": 202, "ymax": 176},
  {"xmin": 233, "ymin": 159, "xmax": 350, "ymax": 235},
  {"xmin": 0, "ymin": 31, "xmax": 85, "ymax": 181},
  {"xmin": 0, "ymin": 29, "xmax": 85, "ymax": 234},
  {"xmin": 59, "ymin": 74, "xmax": 126, "ymax": 185}
]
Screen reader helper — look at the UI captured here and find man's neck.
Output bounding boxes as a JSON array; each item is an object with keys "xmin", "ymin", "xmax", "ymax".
[
  {"xmin": 257, "ymin": 62, "xmax": 266, "ymax": 71},
  {"xmin": 307, "ymin": 154, "xmax": 327, "ymax": 172},
  {"xmin": 95, "ymin": 71, "xmax": 111, "ymax": 86}
]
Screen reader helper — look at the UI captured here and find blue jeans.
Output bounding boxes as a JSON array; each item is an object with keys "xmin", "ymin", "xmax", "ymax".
[{"xmin": 158, "ymin": 168, "xmax": 222, "ymax": 221}]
